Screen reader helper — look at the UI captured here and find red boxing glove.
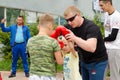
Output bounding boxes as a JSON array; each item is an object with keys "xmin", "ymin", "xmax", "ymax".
[
  {"xmin": 50, "ymin": 25, "xmax": 69, "ymax": 49},
  {"xmin": 50, "ymin": 25, "xmax": 70, "ymax": 39},
  {"xmin": 50, "ymin": 30, "xmax": 58, "ymax": 39},
  {"xmin": 50, "ymin": 26, "xmax": 63, "ymax": 39},
  {"xmin": 58, "ymin": 40, "xmax": 64, "ymax": 49},
  {"xmin": 61, "ymin": 27, "xmax": 70, "ymax": 36},
  {"xmin": 56, "ymin": 25, "xmax": 70, "ymax": 37}
]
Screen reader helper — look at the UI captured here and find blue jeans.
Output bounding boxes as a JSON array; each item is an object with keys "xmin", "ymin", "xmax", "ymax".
[
  {"xmin": 11, "ymin": 43, "xmax": 29, "ymax": 74},
  {"xmin": 81, "ymin": 60, "xmax": 108, "ymax": 80}
]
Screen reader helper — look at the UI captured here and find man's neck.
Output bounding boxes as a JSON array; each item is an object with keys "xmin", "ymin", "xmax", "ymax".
[
  {"xmin": 78, "ymin": 17, "xmax": 84, "ymax": 27},
  {"xmin": 108, "ymin": 6, "xmax": 115, "ymax": 15}
]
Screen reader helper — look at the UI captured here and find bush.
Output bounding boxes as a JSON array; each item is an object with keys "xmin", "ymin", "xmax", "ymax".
[
  {"xmin": 0, "ymin": 59, "xmax": 11, "ymax": 71},
  {"xmin": 93, "ymin": 12, "xmax": 105, "ymax": 37}
]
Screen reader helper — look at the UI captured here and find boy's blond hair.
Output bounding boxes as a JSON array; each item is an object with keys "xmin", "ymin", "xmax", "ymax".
[{"xmin": 39, "ymin": 14, "xmax": 54, "ymax": 27}]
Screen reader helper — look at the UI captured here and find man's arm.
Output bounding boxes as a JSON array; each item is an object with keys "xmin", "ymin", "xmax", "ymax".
[
  {"xmin": 0, "ymin": 18, "xmax": 11, "ymax": 32},
  {"xmin": 65, "ymin": 31, "xmax": 97, "ymax": 53},
  {"xmin": 73, "ymin": 37, "xmax": 97, "ymax": 53},
  {"xmin": 104, "ymin": 28, "xmax": 119, "ymax": 41},
  {"xmin": 26, "ymin": 27, "xmax": 31, "ymax": 42}
]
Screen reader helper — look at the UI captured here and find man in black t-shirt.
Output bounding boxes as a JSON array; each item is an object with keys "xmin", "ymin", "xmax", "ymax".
[{"xmin": 63, "ymin": 6, "xmax": 108, "ymax": 80}]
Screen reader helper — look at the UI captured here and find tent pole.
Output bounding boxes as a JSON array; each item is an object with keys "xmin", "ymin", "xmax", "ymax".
[{"xmin": 4, "ymin": 8, "xmax": 7, "ymax": 26}]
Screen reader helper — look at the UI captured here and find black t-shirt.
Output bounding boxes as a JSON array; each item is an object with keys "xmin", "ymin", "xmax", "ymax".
[{"xmin": 70, "ymin": 18, "xmax": 108, "ymax": 64}]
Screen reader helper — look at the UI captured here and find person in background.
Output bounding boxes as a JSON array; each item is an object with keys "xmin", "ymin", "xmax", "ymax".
[
  {"xmin": 99, "ymin": 0, "xmax": 120, "ymax": 80},
  {"xmin": 0, "ymin": 16, "xmax": 30, "ymax": 78},
  {"xmin": 27, "ymin": 14, "xmax": 63, "ymax": 80},
  {"xmin": 63, "ymin": 6, "xmax": 108, "ymax": 80}
]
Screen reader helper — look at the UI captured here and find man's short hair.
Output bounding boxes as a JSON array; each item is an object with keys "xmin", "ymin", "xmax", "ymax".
[
  {"xmin": 18, "ymin": 15, "xmax": 23, "ymax": 18},
  {"xmin": 18, "ymin": 15, "xmax": 24, "ymax": 19},
  {"xmin": 99, "ymin": 0, "xmax": 112, "ymax": 5},
  {"xmin": 64, "ymin": 6, "xmax": 81, "ymax": 17}
]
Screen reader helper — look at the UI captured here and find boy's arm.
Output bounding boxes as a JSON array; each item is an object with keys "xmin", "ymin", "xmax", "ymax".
[{"xmin": 54, "ymin": 50, "xmax": 63, "ymax": 65}]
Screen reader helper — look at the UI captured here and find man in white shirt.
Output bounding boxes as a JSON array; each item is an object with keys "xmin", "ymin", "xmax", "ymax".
[{"xmin": 99, "ymin": 0, "xmax": 120, "ymax": 80}]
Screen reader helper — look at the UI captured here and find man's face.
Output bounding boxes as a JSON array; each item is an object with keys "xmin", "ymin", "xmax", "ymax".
[
  {"xmin": 99, "ymin": 1, "xmax": 109, "ymax": 12},
  {"xmin": 16, "ymin": 17, "xmax": 24, "ymax": 26},
  {"xmin": 64, "ymin": 13, "xmax": 78, "ymax": 28}
]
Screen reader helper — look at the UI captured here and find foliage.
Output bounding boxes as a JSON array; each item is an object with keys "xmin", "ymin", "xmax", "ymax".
[
  {"xmin": 0, "ymin": 59, "xmax": 11, "ymax": 71},
  {"xmin": 0, "ymin": 7, "xmax": 4, "ymax": 20},
  {"xmin": 7, "ymin": 8, "xmax": 20, "ymax": 22},
  {"xmin": 93, "ymin": 12, "xmax": 105, "ymax": 37},
  {"xmin": 0, "ymin": 30, "xmax": 11, "ymax": 59},
  {"xmin": 27, "ymin": 23, "xmax": 38, "ymax": 36},
  {"xmin": 56, "ymin": 64, "xmax": 63, "ymax": 72},
  {"xmin": 107, "ymin": 70, "xmax": 110, "ymax": 77}
]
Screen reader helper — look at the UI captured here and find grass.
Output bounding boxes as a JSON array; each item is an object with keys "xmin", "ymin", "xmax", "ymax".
[
  {"xmin": 56, "ymin": 64, "xmax": 63, "ymax": 72},
  {"xmin": 0, "ymin": 59, "xmax": 27, "ymax": 71},
  {"xmin": 0, "ymin": 59, "xmax": 63, "ymax": 73},
  {"xmin": 0, "ymin": 59, "xmax": 11, "ymax": 71}
]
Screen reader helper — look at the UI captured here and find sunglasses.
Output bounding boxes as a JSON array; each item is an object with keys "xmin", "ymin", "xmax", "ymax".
[{"xmin": 66, "ymin": 14, "xmax": 77, "ymax": 22}]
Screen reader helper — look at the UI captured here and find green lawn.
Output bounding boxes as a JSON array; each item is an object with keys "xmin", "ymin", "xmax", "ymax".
[{"xmin": 0, "ymin": 59, "xmax": 63, "ymax": 72}]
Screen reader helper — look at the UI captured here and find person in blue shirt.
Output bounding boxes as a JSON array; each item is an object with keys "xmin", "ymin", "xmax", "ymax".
[{"xmin": 0, "ymin": 16, "xmax": 31, "ymax": 78}]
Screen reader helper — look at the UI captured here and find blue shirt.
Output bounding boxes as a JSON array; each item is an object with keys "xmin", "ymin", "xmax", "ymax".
[{"xmin": 15, "ymin": 26, "xmax": 24, "ymax": 43}]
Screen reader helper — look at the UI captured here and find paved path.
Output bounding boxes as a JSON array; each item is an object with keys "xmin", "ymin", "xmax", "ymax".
[
  {"xmin": 0, "ymin": 71, "xmax": 110, "ymax": 80},
  {"xmin": 0, "ymin": 71, "xmax": 63, "ymax": 80}
]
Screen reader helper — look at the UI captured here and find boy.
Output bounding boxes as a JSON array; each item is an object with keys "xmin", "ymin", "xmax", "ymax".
[{"xmin": 27, "ymin": 14, "xmax": 63, "ymax": 80}]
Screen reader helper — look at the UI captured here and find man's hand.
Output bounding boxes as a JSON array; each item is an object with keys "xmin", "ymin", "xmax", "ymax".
[
  {"xmin": 1, "ymin": 18, "xmax": 6, "ymax": 23},
  {"xmin": 65, "ymin": 30, "xmax": 76, "ymax": 42}
]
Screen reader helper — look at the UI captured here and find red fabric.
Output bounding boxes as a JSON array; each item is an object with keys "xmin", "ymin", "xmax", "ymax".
[
  {"xmin": 0, "ymin": 73, "xmax": 2, "ymax": 80},
  {"xmin": 50, "ymin": 25, "xmax": 70, "ymax": 39},
  {"xmin": 50, "ymin": 25, "xmax": 70, "ymax": 48},
  {"xmin": 57, "ymin": 40, "xmax": 64, "ymax": 49}
]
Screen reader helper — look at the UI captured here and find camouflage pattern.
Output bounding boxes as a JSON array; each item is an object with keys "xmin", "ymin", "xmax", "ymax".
[{"xmin": 27, "ymin": 35, "xmax": 60, "ymax": 77}]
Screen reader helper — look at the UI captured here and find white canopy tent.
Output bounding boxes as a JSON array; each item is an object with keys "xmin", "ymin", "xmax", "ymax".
[
  {"xmin": 0, "ymin": 0, "xmax": 78, "ymax": 16},
  {"xmin": 0, "ymin": 0, "xmax": 120, "ymax": 21}
]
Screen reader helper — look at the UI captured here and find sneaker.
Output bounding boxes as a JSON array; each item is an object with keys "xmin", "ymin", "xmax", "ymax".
[
  {"xmin": 25, "ymin": 73, "xmax": 29, "ymax": 77},
  {"xmin": 8, "ymin": 73, "xmax": 16, "ymax": 78}
]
